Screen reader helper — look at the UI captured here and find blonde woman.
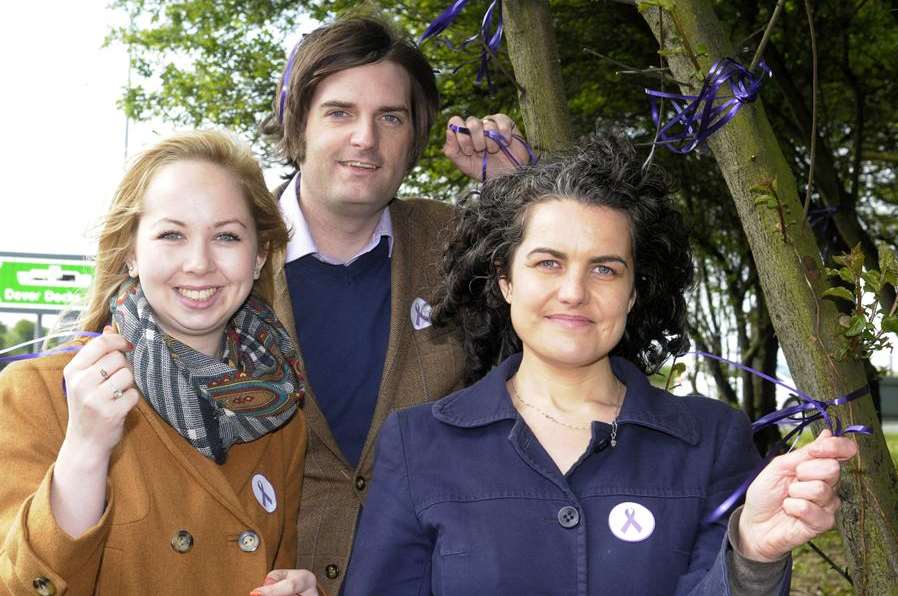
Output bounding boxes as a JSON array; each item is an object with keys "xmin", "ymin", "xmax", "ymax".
[{"xmin": 0, "ymin": 131, "xmax": 318, "ymax": 595}]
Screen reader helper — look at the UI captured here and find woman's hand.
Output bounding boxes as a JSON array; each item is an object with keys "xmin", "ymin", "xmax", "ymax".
[
  {"xmin": 442, "ymin": 113, "xmax": 529, "ymax": 180},
  {"xmin": 737, "ymin": 430, "xmax": 858, "ymax": 562},
  {"xmin": 61, "ymin": 325, "xmax": 139, "ymax": 458},
  {"xmin": 51, "ymin": 326, "xmax": 139, "ymax": 538},
  {"xmin": 250, "ymin": 569, "xmax": 319, "ymax": 596}
]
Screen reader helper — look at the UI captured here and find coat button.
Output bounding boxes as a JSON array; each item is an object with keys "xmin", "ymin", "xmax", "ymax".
[
  {"xmin": 325, "ymin": 563, "xmax": 341, "ymax": 579},
  {"xmin": 32, "ymin": 577, "xmax": 56, "ymax": 596},
  {"xmin": 355, "ymin": 476, "xmax": 367, "ymax": 491},
  {"xmin": 170, "ymin": 530, "xmax": 194, "ymax": 553},
  {"xmin": 238, "ymin": 530, "xmax": 260, "ymax": 552},
  {"xmin": 557, "ymin": 505, "xmax": 580, "ymax": 528}
]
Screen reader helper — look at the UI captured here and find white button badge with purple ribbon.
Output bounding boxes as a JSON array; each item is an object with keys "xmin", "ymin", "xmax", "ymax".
[
  {"xmin": 252, "ymin": 473, "xmax": 277, "ymax": 513},
  {"xmin": 609, "ymin": 501, "xmax": 655, "ymax": 542},
  {"xmin": 410, "ymin": 297, "xmax": 433, "ymax": 330}
]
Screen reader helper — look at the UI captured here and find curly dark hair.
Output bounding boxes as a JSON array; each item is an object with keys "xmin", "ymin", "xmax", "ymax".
[{"xmin": 431, "ymin": 133, "xmax": 694, "ymax": 384}]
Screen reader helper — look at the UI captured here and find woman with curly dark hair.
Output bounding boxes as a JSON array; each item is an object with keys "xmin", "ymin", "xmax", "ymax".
[{"xmin": 343, "ymin": 134, "xmax": 856, "ymax": 596}]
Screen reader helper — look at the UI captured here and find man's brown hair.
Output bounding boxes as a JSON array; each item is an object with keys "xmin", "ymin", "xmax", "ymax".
[{"xmin": 261, "ymin": 15, "xmax": 439, "ymax": 170}]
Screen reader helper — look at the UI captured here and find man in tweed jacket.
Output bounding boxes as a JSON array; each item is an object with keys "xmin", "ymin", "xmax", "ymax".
[{"xmin": 259, "ymin": 15, "xmax": 530, "ymax": 594}]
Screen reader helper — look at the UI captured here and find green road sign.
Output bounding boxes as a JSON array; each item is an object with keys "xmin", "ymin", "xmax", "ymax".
[{"xmin": 0, "ymin": 253, "xmax": 94, "ymax": 313}]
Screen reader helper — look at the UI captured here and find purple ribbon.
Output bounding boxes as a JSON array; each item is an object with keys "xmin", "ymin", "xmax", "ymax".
[
  {"xmin": 0, "ymin": 331, "xmax": 101, "ymax": 364},
  {"xmin": 687, "ymin": 351, "xmax": 871, "ymax": 522},
  {"xmin": 277, "ymin": 44, "xmax": 300, "ymax": 126},
  {"xmin": 448, "ymin": 123, "xmax": 537, "ymax": 181},
  {"xmin": 621, "ymin": 508, "xmax": 643, "ymax": 534},
  {"xmin": 645, "ymin": 58, "xmax": 771, "ymax": 154},
  {"xmin": 419, "ymin": 0, "xmax": 504, "ymax": 85}
]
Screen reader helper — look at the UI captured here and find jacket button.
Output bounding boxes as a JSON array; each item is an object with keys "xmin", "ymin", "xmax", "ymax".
[
  {"xmin": 355, "ymin": 476, "xmax": 367, "ymax": 491},
  {"xmin": 32, "ymin": 577, "xmax": 56, "ymax": 596},
  {"xmin": 238, "ymin": 530, "xmax": 260, "ymax": 552},
  {"xmin": 325, "ymin": 563, "xmax": 341, "ymax": 579},
  {"xmin": 557, "ymin": 505, "xmax": 580, "ymax": 528},
  {"xmin": 170, "ymin": 530, "xmax": 194, "ymax": 553}
]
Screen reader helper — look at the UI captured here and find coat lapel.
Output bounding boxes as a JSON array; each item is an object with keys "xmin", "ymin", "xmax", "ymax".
[{"xmin": 134, "ymin": 399, "xmax": 261, "ymax": 526}]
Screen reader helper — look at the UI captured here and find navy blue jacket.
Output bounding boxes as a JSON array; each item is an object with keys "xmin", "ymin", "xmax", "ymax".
[{"xmin": 344, "ymin": 354, "xmax": 791, "ymax": 596}]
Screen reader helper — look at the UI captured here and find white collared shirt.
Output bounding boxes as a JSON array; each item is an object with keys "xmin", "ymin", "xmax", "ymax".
[{"xmin": 279, "ymin": 173, "xmax": 394, "ymax": 266}]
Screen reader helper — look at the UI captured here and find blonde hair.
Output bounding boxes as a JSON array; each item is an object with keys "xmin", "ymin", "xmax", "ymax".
[{"xmin": 79, "ymin": 130, "xmax": 288, "ymax": 332}]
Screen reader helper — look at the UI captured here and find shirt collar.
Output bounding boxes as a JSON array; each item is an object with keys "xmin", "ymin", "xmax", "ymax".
[
  {"xmin": 279, "ymin": 173, "xmax": 394, "ymax": 266},
  {"xmin": 433, "ymin": 353, "xmax": 700, "ymax": 445}
]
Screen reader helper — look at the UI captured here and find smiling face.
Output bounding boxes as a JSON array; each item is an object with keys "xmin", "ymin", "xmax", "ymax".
[
  {"xmin": 298, "ymin": 60, "xmax": 414, "ymax": 219},
  {"xmin": 131, "ymin": 160, "xmax": 266, "ymax": 356},
  {"xmin": 499, "ymin": 198, "xmax": 636, "ymax": 371}
]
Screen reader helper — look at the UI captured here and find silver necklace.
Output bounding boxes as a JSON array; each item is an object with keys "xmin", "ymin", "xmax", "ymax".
[{"xmin": 510, "ymin": 377, "xmax": 625, "ymax": 446}]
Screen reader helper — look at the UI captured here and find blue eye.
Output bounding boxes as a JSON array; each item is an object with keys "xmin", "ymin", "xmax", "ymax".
[
  {"xmin": 157, "ymin": 231, "xmax": 183, "ymax": 240},
  {"xmin": 536, "ymin": 259, "xmax": 560, "ymax": 270},
  {"xmin": 382, "ymin": 113, "xmax": 403, "ymax": 125},
  {"xmin": 217, "ymin": 232, "xmax": 241, "ymax": 242},
  {"xmin": 594, "ymin": 264, "xmax": 616, "ymax": 277},
  {"xmin": 328, "ymin": 110, "xmax": 349, "ymax": 119}
]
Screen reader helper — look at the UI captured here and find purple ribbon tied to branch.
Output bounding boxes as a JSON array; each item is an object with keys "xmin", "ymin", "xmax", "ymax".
[
  {"xmin": 419, "ymin": 0, "xmax": 504, "ymax": 85},
  {"xmin": 645, "ymin": 58, "xmax": 771, "ymax": 154},
  {"xmin": 448, "ymin": 123, "xmax": 537, "ymax": 181},
  {"xmin": 688, "ymin": 351, "xmax": 871, "ymax": 523},
  {"xmin": 277, "ymin": 44, "xmax": 301, "ymax": 126}
]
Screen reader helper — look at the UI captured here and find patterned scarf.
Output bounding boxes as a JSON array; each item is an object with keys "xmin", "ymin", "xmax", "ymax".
[{"xmin": 110, "ymin": 280, "xmax": 305, "ymax": 463}]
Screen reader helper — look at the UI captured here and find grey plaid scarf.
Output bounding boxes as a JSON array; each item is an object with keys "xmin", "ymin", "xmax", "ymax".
[{"xmin": 110, "ymin": 280, "xmax": 304, "ymax": 463}]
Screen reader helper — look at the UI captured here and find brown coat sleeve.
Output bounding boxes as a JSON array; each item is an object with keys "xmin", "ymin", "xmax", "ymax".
[{"xmin": 0, "ymin": 356, "xmax": 114, "ymax": 595}]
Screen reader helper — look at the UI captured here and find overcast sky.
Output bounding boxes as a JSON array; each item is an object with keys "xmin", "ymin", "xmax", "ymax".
[{"xmin": 0, "ymin": 2, "xmax": 310, "ymax": 258}]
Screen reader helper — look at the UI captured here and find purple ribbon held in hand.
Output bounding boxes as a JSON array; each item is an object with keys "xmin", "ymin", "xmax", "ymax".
[
  {"xmin": 645, "ymin": 58, "xmax": 771, "ymax": 154},
  {"xmin": 419, "ymin": 0, "xmax": 504, "ymax": 85},
  {"xmin": 448, "ymin": 123, "xmax": 537, "ymax": 181},
  {"xmin": 0, "ymin": 331, "xmax": 102, "ymax": 364},
  {"xmin": 687, "ymin": 351, "xmax": 871, "ymax": 523}
]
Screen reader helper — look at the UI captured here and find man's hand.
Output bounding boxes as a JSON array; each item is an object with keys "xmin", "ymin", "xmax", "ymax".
[
  {"xmin": 443, "ymin": 113, "xmax": 531, "ymax": 180},
  {"xmin": 737, "ymin": 430, "xmax": 858, "ymax": 562}
]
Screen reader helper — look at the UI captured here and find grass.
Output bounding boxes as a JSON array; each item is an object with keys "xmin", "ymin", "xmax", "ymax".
[{"xmin": 789, "ymin": 432, "xmax": 898, "ymax": 595}]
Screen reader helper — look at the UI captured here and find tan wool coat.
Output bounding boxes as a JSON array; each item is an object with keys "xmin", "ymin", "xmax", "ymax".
[
  {"xmin": 272, "ymin": 197, "xmax": 467, "ymax": 594},
  {"xmin": 0, "ymin": 351, "xmax": 308, "ymax": 595}
]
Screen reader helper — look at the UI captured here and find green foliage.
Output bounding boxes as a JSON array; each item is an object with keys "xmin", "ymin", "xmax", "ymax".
[
  {"xmin": 0, "ymin": 319, "xmax": 49, "ymax": 357},
  {"xmin": 824, "ymin": 243, "xmax": 898, "ymax": 359}
]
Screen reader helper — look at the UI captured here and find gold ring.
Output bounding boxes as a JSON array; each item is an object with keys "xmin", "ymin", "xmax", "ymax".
[
  {"xmin": 99, "ymin": 367, "xmax": 109, "ymax": 380},
  {"xmin": 112, "ymin": 388, "xmax": 124, "ymax": 400}
]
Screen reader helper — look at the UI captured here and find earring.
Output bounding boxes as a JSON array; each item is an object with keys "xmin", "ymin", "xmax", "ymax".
[
  {"xmin": 253, "ymin": 267, "xmax": 261, "ymax": 280},
  {"xmin": 127, "ymin": 263, "xmax": 137, "ymax": 278}
]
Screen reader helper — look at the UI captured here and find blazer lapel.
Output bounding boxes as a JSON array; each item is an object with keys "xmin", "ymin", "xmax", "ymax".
[
  {"xmin": 355, "ymin": 200, "xmax": 414, "ymax": 469},
  {"xmin": 271, "ymin": 237, "xmax": 348, "ymax": 467}
]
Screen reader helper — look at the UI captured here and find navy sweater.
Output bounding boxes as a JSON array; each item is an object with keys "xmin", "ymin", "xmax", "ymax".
[{"xmin": 285, "ymin": 237, "xmax": 391, "ymax": 467}]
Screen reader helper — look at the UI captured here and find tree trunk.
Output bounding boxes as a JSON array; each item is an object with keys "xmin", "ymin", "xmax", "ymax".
[
  {"xmin": 637, "ymin": 1, "xmax": 898, "ymax": 591},
  {"xmin": 501, "ymin": 0, "xmax": 574, "ymax": 152}
]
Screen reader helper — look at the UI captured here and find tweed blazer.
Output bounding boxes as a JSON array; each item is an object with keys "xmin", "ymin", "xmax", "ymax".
[
  {"xmin": 272, "ymin": 197, "xmax": 466, "ymax": 594},
  {"xmin": 0, "ymin": 351, "xmax": 307, "ymax": 595}
]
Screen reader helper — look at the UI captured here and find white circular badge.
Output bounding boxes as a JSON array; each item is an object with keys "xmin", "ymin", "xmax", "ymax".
[
  {"xmin": 410, "ymin": 297, "xmax": 433, "ymax": 330},
  {"xmin": 252, "ymin": 473, "xmax": 277, "ymax": 513},
  {"xmin": 608, "ymin": 501, "xmax": 655, "ymax": 542}
]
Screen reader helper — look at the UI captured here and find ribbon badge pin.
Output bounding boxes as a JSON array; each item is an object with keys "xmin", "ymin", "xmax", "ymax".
[
  {"xmin": 609, "ymin": 501, "xmax": 655, "ymax": 542},
  {"xmin": 252, "ymin": 474, "xmax": 277, "ymax": 513},
  {"xmin": 410, "ymin": 297, "xmax": 433, "ymax": 330}
]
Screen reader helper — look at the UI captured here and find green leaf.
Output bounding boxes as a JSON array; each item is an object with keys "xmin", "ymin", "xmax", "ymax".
[
  {"xmin": 879, "ymin": 243, "xmax": 898, "ymax": 288},
  {"xmin": 882, "ymin": 316, "xmax": 898, "ymax": 334},
  {"xmin": 861, "ymin": 270, "xmax": 882, "ymax": 293},
  {"xmin": 822, "ymin": 287, "xmax": 855, "ymax": 303},
  {"xmin": 845, "ymin": 315, "xmax": 867, "ymax": 337}
]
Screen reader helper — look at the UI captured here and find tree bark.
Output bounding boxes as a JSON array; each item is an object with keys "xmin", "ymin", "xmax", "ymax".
[
  {"xmin": 638, "ymin": 1, "xmax": 898, "ymax": 592},
  {"xmin": 501, "ymin": 0, "xmax": 575, "ymax": 152}
]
